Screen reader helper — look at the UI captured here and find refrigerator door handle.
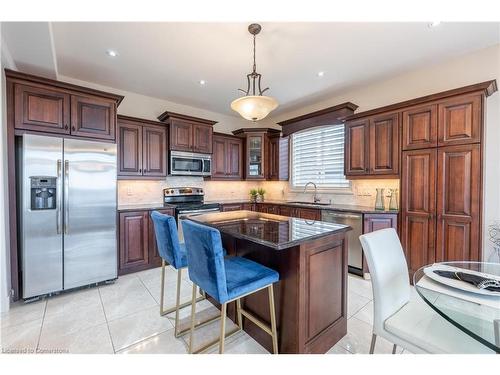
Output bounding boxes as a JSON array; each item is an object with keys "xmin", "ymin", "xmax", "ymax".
[
  {"xmin": 56, "ymin": 159, "xmax": 62, "ymax": 234},
  {"xmin": 64, "ymin": 160, "xmax": 69, "ymax": 234}
]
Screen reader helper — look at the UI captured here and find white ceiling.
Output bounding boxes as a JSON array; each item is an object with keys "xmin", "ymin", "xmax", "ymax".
[{"xmin": 3, "ymin": 22, "xmax": 500, "ymax": 118}]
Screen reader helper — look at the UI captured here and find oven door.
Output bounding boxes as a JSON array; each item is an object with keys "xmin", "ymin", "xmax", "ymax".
[
  {"xmin": 176, "ymin": 207, "xmax": 221, "ymax": 242},
  {"xmin": 170, "ymin": 151, "xmax": 211, "ymax": 176}
]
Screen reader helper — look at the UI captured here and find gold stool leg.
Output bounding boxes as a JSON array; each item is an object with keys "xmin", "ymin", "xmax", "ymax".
[
  {"xmin": 174, "ymin": 268, "xmax": 182, "ymax": 336},
  {"xmin": 159, "ymin": 260, "xmax": 167, "ymax": 315},
  {"xmin": 188, "ymin": 283, "xmax": 198, "ymax": 354},
  {"xmin": 268, "ymin": 285, "xmax": 278, "ymax": 354},
  {"xmin": 219, "ymin": 303, "xmax": 227, "ymax": 354},
  {"xmin": 236, "ymin": 298, "xmax": 243, "ymax": 329},
  {"xmin": 160, "ymin": 264, "xmax": 206, "ymax": 317}
]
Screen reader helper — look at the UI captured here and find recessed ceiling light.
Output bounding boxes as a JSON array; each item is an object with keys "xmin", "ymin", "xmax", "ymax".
[
  {"xmin": 428, "ymin": 21, "xmax": 441, "ymax": 28},
  {"xmin": 106, "ymin": 49, "xmax": 118, "ymax": 57},
  {"xmin": 199, "ymin": 80, "xmax": 206, "ymax": 85},
  {"xmin": 317, "ymin": 71, "xmax": 325, "ymax": 77}
]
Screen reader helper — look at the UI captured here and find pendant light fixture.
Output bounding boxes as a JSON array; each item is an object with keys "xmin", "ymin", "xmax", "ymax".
[{"xmin": 231, "ymin": 23, "xmax": 278, "ymax": 122}]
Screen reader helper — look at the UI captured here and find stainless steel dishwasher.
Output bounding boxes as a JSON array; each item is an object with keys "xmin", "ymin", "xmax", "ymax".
[{"xmin": 321, "ymin": 210, "xmax": 364, "ymax": 276}]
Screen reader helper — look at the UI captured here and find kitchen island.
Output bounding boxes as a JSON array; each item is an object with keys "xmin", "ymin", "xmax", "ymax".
[{"xmin": 187, "ymin": 210, "xmax": 351, "ymax": 354}]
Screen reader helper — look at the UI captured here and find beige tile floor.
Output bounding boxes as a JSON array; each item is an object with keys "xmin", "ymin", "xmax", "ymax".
[{"xmin": 0, "ymin": 267, "xmax": 411, "ymax": 354}]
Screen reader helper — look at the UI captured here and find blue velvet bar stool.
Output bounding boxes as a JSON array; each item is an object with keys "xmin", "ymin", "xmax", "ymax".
[
  {"xmin": 182, "ymin": 219, "xmax": 280, "ymax": 354},
  {"xmin": 150, "ymin": 211, "xmax": 217, "ymax": 337}
]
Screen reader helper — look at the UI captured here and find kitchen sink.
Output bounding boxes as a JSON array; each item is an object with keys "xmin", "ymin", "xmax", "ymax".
[{"xmin": 287, "ymin": 201, "xmax": 331, "ymax": 206}]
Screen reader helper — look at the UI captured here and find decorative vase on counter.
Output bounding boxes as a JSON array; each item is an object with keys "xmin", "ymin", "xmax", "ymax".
[
  {"xmin": 250, "ymin": 195, "xmax": 257, "ymax": 203},
  {"xmin": 375, "ymin": 188, "xmax": 385, "ymax": 211},
  {"xmin": 389, "ymin": 189, "xmax": 398, "ymax": 211},
  {"xmin": 258, "ymin": 194, "xmax": 264, "ymax": 203}
]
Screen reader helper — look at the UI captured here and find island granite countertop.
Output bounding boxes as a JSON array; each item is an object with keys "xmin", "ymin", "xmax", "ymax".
[{"xmin": 186, "ymin": 210, "xmax": 351, "ymax": 250}]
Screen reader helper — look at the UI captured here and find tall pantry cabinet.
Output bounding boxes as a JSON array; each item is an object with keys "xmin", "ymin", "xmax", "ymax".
[
  {"xmin": 401, "ymin": 88, "xmax": 491, "ymax": 276},
  {"xmin": 344, "ymin": 80, "xmax": 497, "ymax": 277}
]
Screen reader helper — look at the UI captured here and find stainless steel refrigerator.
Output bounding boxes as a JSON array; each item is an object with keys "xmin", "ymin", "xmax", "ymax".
[{"xmin": 19, "ymin": 134, "xmax": 117, "ymax": 299}]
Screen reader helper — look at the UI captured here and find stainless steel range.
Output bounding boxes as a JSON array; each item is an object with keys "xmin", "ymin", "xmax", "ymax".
[{"xmin": 163, "ymin": 187, "xmax": 220, "ymax": 240}]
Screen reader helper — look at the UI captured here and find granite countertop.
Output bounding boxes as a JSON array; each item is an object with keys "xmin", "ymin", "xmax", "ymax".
[
  {"xmin": 117, "ymin": 203, "xmax": 176, "ymax": 212},
  {"xmin": 211, "ymin": 199, "xmax": 398, "ymax": 214},
  {"xmin": 186, "ymin": 210, "xmax": 351, "ymax": 250}
]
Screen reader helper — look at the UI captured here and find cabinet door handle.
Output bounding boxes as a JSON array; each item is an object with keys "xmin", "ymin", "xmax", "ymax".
[
  {"xmin": 139, "ymin": 168, "xmax": 142, "ymax": 173},
  {"xmin": 64, "ymin": 124, "xmax": 69, "ymax": 130},
  {"xmin": 72, "ymin": 126, "xmax": 76, "ymax": 131}
]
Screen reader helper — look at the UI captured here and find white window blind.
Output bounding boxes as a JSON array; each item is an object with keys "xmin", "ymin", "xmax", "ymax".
[{"xmin": 291, "ymin": 124, "xmax": 350, "ymax": 189}]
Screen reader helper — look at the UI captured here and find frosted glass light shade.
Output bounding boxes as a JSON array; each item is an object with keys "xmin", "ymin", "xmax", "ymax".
[{"xmin": 230, "ymin": 95, "xmax": 279, "ymax": 122}]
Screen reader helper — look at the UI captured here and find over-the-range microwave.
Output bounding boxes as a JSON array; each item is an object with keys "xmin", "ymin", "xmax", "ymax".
[{"xmin": 170, "ymin": 150, "xmax": 211, "ymax": 176}]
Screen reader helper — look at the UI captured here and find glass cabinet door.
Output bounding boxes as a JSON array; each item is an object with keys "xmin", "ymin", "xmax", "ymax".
[{"xmin": 247, "ymin": 135, "xmax": 264, "ymax": 178}]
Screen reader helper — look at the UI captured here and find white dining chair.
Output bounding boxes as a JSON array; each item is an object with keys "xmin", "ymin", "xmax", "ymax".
[{"xmin": 359, "ymin": 228, "xmax": 493, "ymax": 354}]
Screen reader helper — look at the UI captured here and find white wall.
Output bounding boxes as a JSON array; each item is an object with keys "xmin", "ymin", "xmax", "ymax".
[
  {"xmin": 273, "ymin": 44, "xmax": 500, "ymax": 261},
  {"xmin": 0, "ymin": 25, "xmax": 18, "ymax": 312}
]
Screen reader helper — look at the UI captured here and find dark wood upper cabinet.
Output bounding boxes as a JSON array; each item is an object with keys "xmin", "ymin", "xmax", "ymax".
[
  {"xmin": 246, "ymin": 132, "xmax": 266, "ymax": 180},
  {"xmin": 211, "ymin": 133, "xmax": 243, "ymax": 180},
  {"xmin": 232, "ymin": 128, "xmax": 282, "ymax": 181},
  {"xmin": 401, "ymin": 148, "xmax": 437, "ymax": 277},
  {"xmin": 369, "ymin": 112, "xmax": 399, "ymax": 175},
  {"xmin": 170, "ymin": 119, "xmax": 194, "ymax": 152},
  {"xmin": 193, "ymin": 124, "xmax": 213, "ymax": 153},
  {"xmin": 117, "ymin": 115, "xmax": 167, "ymax": 179},
  {"xmin": 142, "ymin": 125, "xmax": 167, "ymax": 177},
  {"xmin": 402, "ymin": 104, "xmax": 438, "ymax": 150},
  {"xmin": 8, "ymin": 70, "xmax": 123, "ymax": 142},
  {"xmin": 345, "ymin": 112, "xmax": 399, "ymax": 178},
  {"xmin": 14, "ymin": 83, "xmax": 70, "ymax": 134},
  {"xmin": 212, "ymin": 136, "xmax": 227, "ymax": 178},
  {"xmin": 344, "ymin": 118, "xmax": 369, "ymax": 176},
  {"xmin": 117, "ymin": 120, "xmax": 143, "ymax": 176},
  {"xmin": 438, "ymin": 94, "xmax": 481, "ymax": 146},
  {"xmin": 268, "ymin": 135, "xmax": 289, "ymax": 181},
  {"xmin": 227, "ymin": 138, "xmax": 243, "ymax": 179},
  {"xmin": 70, "ymin": 95, "xmax": 116, "ymax": 140},
  {"xmin": 436, "ymin": 144, "xmax": 481, "ymax": 263},
  {"xmin": 157, "ymin": 111, "xmax": 217, "ymax": 153}
]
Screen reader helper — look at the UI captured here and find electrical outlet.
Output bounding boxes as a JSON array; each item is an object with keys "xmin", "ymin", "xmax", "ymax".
[{"xmin": 126, "ymin": 187, "xmax": 132, "ymax": 196}]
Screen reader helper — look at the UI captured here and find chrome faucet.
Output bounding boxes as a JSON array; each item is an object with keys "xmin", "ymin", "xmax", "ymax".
[{"xmin": 303, "ymin": 182, "xmax": 321, "ymax": 203}]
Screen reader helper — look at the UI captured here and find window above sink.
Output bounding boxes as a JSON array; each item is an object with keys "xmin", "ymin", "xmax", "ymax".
[{"xmin": 290, "ymin": 124, "xmax": 351, "ymax": 192}]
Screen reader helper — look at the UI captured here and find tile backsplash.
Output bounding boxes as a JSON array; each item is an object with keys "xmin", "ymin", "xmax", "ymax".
[{"xmin": 118, "ymin": 177, "xmax": 400, "ymax": 209}]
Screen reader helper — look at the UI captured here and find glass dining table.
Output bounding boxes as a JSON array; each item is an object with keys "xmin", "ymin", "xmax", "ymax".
[{"xmin": 414, "ymin": 261, "xmax": 500, "ymax": 353}]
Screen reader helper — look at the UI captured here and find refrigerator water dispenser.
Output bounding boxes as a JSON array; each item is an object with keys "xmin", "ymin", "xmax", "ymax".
[{"xmin": 30, "ymin": 176, "xmax": 57, "ymax": 210}]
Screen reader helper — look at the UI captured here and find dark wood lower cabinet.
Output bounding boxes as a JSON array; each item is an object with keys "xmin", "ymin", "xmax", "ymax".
[
  {"xmin": 119, "ymin": 211, "xmax": 150, "ymax": 274},
  {"xmin": 401, "ymin": 148, "xmax": 437, "ymax": 276},
  {"xmin": 362, "ymin": 213, "xmax": 398, "ymax": 275},
  {"xmin": 118, "ymin": 208, "xmax": 174, "ymax": 275},
  {"xmin": 221, "ymin": 203, "xmax": 243, "ymax": 212},
  {"xmin": 436, "ymin": 144, "xmax": 481, "ymax": 262},
  {"xmin": 220, "ymin": 230, "xmax": 348, "ymax": 353},
  {"xmin": 401, "ymin": 143, "xmax": 482, "ymax": 278}
]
